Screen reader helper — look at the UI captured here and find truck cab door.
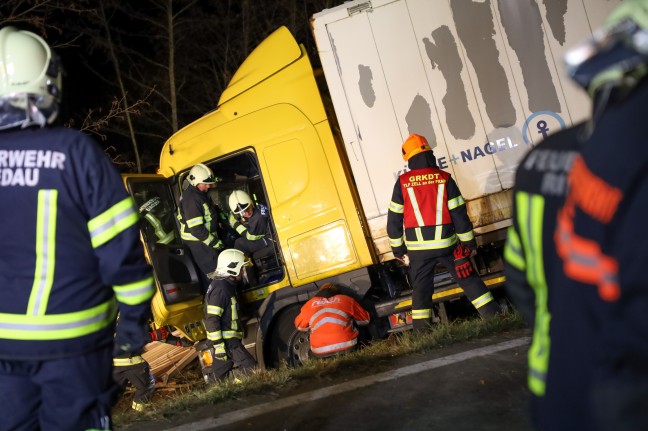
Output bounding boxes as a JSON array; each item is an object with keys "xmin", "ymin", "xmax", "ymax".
[{"xmin": 123, "ymin": 175, "xmax": 204, "ymax": 332}]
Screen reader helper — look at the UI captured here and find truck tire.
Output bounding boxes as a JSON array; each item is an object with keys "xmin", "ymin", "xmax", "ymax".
[{"xmin": 266, "ymin": 305, "xmax": 310, "ymax": 368}]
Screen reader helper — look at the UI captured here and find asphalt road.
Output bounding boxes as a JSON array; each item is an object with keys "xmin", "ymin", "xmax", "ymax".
[{"xmin": 127, "ymin": 328, "xmax": 534, "ymax": 431}]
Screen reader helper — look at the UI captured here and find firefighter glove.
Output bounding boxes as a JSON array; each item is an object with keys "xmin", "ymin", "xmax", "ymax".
[
  {"xmin": 211, "ymin": 238, "xmax": 223, "ymax": 250},
  {"xmin": 453, "ymin": 244, "xmax": 474, "ymax": 279},
  {"xmin": 213, "ymin": 342, "xmax": 228, "ymax": 361},
  {"xmin": 149, "ymin": 326, "xmax": 169, "ymax": 342},
  {"xmin": 177, "ymin": 337, "xmax": 195, "ymax": 348},
  {"xmin": 113, "ymin": 302, "xmax": 151, "ymax": 357},
  {"xmin": 397, "ymin": 254, "xmax": 410, "ymax": 267},
  {"xmin": 167, "ymin": 334, "xmax": 194, "ymax": 347}
]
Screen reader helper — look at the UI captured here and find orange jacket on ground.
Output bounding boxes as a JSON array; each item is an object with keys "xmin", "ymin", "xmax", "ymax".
[{"xmin": 294, "ymin": 293, "xmax": 370, "ymax": 356}]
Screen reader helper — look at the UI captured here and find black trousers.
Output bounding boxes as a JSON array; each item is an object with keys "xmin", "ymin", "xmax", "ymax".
[
  {"xmin": 234, "ymin": 236, "xmax": 272, "ymax": 256},
  {"xmin": 204, "ymin": 338, "xmax": 256, "ymax": 382},
  {"xmin": 0, "ymin": 345, "xmax": 114, "ymax": 430},
  {"xmin": 409, "ymin": 251, "xmax": 500, "ymax": 329},
  {"xmin": 185, "ymin": 241, "xmax": 220, "ymax": 291},
  {"xmin": 113, "ymin": 361, "xmax": 155, "ymax": 406}
]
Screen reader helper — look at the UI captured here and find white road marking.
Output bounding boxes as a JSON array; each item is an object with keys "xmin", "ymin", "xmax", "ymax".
[{"xmin": 164, "ymin": 336, "xmax": 530, "ymax": 430}]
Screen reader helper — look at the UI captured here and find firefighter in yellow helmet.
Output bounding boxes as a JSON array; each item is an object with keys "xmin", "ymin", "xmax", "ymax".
[{"xmin": 387, "ymin": 134, "xmax": 501, "ymax": 331}]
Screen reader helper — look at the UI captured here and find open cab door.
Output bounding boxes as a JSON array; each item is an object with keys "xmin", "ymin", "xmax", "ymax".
[
  {"xmin": 123, "ymin": 174, "xmax": 205, "ymax": 341},
  {"xmin": 158, "ymin": 26, "xmax": 375, "ymax": 301}
]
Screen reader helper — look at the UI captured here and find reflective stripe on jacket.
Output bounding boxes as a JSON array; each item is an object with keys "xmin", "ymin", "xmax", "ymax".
[
  {"xmin": 204, "ymin": 278, "xmax": 244, "ymax": 343},
  {"xmin": 387, "ymin": 166, "xmax": 475, "ymax": 255},
  {"xmin": 503, "ymin": 124, "xmax": 581, "ymax": 397},
  {"xmin": 228, "ymin": 204, "xmax": 270, "ymax": 241},
  {"xmin": 177, "ymin": 185, "xmax": 218, "ymax": 245},
  {"xmin": 0, "ymin": 127, "xmax": 153, "ymax": 359},
  {"xmin": 294, "ymin": 294, "xmax": 369, "ymax": 356}
]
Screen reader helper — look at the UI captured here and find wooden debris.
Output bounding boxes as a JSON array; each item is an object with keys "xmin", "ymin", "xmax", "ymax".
[{"xmin": 142, "ymin": 342, "xmax": 198, "ymax": 383}]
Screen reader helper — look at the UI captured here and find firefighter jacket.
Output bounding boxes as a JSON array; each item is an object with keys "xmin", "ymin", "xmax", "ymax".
[
  {"xmin": 229, "ymin": 204, "xmax": 270, "ymax": 241},
  {"xmin": 387, "ymin": 152, "xmax": 475, "ymax": 257},
  {"xmin": 294, "ymin": 291, "xmax": 370, "ymax": 356},
  {"xmin": 177, "ymin": 185, "xmax": 221, "ymax": 247},
  {"xmin": 139, "ymin": 197, "xmax": 175, "ymax": 244},
  {"xmin": 0, "ymin": 127, "xmax": 154, "ymax": 360},
  {"xmin": 204, "ymin": 278, "xmax": 243, "ymax": 347},
  {"xmin": 503, "ymin": 123, "xmax": 583, "ymax": 402},
  {"xmin": 550, "ymin": 80, "xmax": 648, "ymax": 430}
]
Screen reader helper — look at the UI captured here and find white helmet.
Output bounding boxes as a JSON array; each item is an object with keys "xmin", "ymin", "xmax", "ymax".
[
  {"xmin": 0, "ymin": 27, "xmax": 62, "ymax": 130},
  {"xmin": 228, "ymin": 190, "xmax": 252, "ymax": 215},
  {"xmin": 215, "ymin": 249, "xmax": 250, "ymax": 278},
  {"xmin": 188, "ymin": 163, "xmax": 215, "ymax": 187}
]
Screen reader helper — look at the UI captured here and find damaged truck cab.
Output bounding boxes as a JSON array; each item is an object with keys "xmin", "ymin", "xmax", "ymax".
[{"xmin": 125, "ymin": 27, "xmax": 384, "ymax": 368}]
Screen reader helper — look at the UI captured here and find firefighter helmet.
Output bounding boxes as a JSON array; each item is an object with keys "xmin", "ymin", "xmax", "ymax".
[
  {"xmin": 188, "ymin": 163, "xmax": 216, "ymax": 186},
  {"xmin": 214, "ymin": 249, "xmax": 250, "ymax": 278},
  {"xmin": 401, "ymin": 134, "xmax": 432, "ymax": 161},
  {"xmin": 229, "ymin": 190, "xmax": 253, "ymax": 215},
  {"xmin": 565, "ymin": 0, "xmax": 648, "ymax": 97},
  {"xmin": 0, "ymin": 27, "xmax": 62, "ymax": 130}
]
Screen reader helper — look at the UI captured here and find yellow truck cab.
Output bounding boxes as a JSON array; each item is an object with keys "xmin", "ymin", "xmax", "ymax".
[{"xmin": 125, "ymin": 27, "xmax": 386, "ymax": 368}]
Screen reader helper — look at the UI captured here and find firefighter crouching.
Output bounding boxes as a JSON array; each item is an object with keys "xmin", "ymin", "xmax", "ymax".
[
  {"xmin": 113, "ymin": 326, "xmax": 193, "ymax": 412},
  {"xmin": 0, "ymin": 27, "xmax": 154, "ymax": 430},
  {"xmin": 387, "ymin": 134, "xmax": 501, "ymax": 331},
  {"xmin": 113, "ymin": 352, "xmax": 156, "ymax": 413},
  {"xmin": 197, "ymin": 249, "xmax": 257, "ymax": 383},
  {"xmin": 294, "ymin": 283, "xmax": 370, "ymax": 358}
]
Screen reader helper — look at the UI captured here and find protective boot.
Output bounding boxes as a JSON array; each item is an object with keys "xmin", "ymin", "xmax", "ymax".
[
  {"xmin": 411, "ymin": 306, "xmax": 439, "ymax": 332},
  {"xmin": 476, "ymin": 299, "xmax": 502, "ymax": 319},
  {"xmin": 458, "ymin": 277, "xmax": 502, "ymax": 319},
  {"xmin": 412, "ymin": 318, "xmax": 433, "ymax": 332}
]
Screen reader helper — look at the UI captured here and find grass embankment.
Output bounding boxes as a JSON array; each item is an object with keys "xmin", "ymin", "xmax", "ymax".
[{"xmin": 114, "ymin": 311, "xmax": 527, "ymax": 428}]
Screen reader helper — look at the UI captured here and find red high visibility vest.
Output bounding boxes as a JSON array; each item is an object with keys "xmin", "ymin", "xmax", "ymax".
[{"xmin": 399, "ymin": 167, "xmax": 452, "ymax": 228}]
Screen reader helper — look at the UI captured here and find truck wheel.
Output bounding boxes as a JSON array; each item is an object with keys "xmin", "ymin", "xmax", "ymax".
[{"xmin": 266, "ymin": 305, "xmax": 310, "ymax": 368}]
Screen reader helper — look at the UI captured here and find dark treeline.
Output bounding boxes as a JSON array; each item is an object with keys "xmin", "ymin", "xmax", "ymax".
[{"xmin": 1, "ymin": 0, "xmax": 345, "ymax": 172}]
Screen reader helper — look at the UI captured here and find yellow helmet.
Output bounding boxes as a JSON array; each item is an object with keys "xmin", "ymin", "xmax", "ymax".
[
  {"xmin": 0, "ymin": 27, "xmax": 62, "ymax": 130},
  {"xmin": 401, "ymin": 134, "xmax": 431, "ymax": 161}
]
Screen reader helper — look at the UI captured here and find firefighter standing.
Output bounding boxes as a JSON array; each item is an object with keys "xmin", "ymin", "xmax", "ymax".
[
  {"xmin": 294, "ymin": 283, "xmax": 370, "ymax": 358},
  {"xmin": 0, "ymin": 27, "xmax": 154, "ymax": 430},
  {"xmin": 202, "ymin": 249, "xmax": 256, "ymax": 383},
  {"xmin": 178, "ymin": 163, "xmax": 223, "ymax": 289},
  {"xmin": 509, "ymin": 2, "xmax": 648, "ymax": 429},
  {"xmin": 387, "ymin": 134, "xmax": 501, "ymax": 331},
  {"xmin": 503, "ymin": 123, "xmax": 585, "ymax": 430}
]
